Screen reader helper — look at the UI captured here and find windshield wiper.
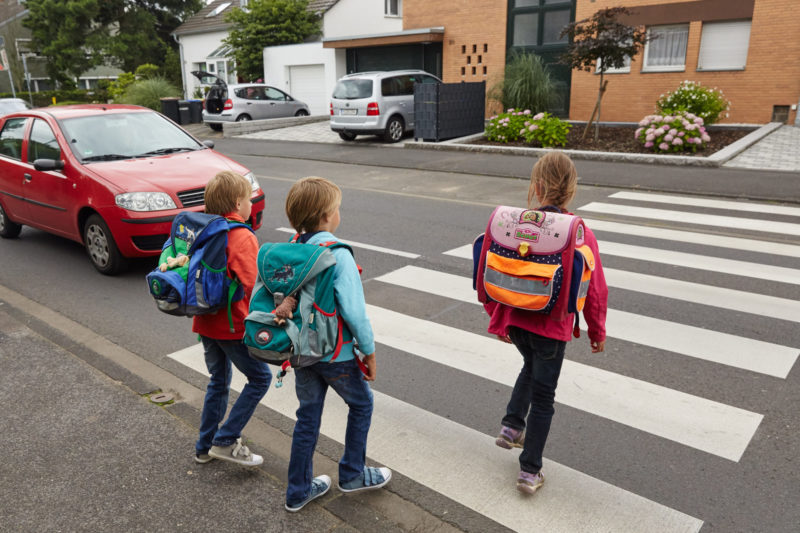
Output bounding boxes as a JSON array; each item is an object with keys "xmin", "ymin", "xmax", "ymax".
[
  {"xmin": 82, "ymin": 154, "xmax": 133, "ymax": 162},
  {"xmin": 139, "ymin": 147, "xmax": 196, "ymax": 156}
]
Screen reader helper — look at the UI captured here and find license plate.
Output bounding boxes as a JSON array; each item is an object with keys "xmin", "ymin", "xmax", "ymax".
[{"xmin": 340, "ymin": 109, "xmax": 357, "ymax": 116}]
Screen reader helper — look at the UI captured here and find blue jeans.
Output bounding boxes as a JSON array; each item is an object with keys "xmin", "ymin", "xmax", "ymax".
[
  {"xmin": 286, "ymin": 358, "xmax": 373, "ymax": 506},
  {"xmin": 196, "ymin": 336, "xmax": 272, "ymax": 453},
  {"xmin": 502, "ymin": 327, "xmax": 566, "ymax": 474}
]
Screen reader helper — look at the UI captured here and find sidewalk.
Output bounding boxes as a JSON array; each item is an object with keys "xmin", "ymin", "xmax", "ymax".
[{"xmin": 723, "ymin": 125, "xmax": 800, "ymax": 172}]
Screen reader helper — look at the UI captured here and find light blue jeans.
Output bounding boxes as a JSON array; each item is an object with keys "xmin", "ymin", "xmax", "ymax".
[
  {"xmin": 286, "ymin": 358, "xmax": 373, "ymax": 506},
  {"xmin": 196, "ymin": 336, "xmax": 272, "ymax": 453}
]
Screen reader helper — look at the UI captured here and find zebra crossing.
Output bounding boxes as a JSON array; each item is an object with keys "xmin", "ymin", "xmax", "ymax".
[{"xmin": 167, "ymin": 190, "xmax": 799, "ymax": 532}]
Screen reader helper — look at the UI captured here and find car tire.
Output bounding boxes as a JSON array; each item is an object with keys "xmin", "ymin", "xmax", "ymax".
[
  {"xmin": 208, "ymin": 123, "xmax": 223, "ymax": 131},
  {"xmin": 338, "ymin": 132, "xmax": 357, "ymax": 141},
  {"xmin": 0, "ymin": 201, "xmax": 22, "ymax": 239},
  {"xmin": 295, "ymin": 109, "xmax": 309, "ymax": 117},
  {"xmin": 235, "ymin": 114, "xmax": 251, "ymax": 122},
  {"xmin": 84, "ymin": 214, "xmax": 128, "ymax": 275},
  {"xmin": 383, "ymin": 116, "xmax": 405, "ymax": 143}
]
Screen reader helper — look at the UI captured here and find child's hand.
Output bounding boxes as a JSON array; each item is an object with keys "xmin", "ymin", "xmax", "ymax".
[
  {"xmin": 496, "ymin": 335, "xmax": 512, "ymax": 344},
  {"xmin": 362, "ymin": 353, "xmax": 377, "ymax": 381},
  {"xmin": 591, "ymin": 339, "xmax": 605, "ymax": 353}
]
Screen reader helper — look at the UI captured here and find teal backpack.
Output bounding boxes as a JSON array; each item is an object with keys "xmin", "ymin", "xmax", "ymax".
[{"xmin": 243, "ymin": 239, "xmax": 354, "ymax": 383}]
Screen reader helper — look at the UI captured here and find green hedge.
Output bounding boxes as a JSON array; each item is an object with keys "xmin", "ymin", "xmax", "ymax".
[{"xmin": 0, "ymin": 89, "xmax": 107, "ymax": 107}]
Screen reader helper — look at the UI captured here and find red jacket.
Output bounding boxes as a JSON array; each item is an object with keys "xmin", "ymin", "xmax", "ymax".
[
  {"xmin": 485, "ymin": 225, "xmax": 608, "ymax": 343},
  {"xmin": 192, "ymin": 213, "xmax": 259, "ymax": 340}
]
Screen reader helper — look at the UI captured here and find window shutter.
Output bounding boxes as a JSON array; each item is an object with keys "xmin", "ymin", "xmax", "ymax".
[{"xmin": 698, "ymin": 21, "xmax": 751, "ymax": 70}]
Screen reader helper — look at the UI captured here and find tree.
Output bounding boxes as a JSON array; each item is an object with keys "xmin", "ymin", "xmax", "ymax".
[
  {"xmin": 560, "ymin": 7, "xmax": 647, "ymax": 141},
  {"xmin": 223, "ymin": 0, "xmax": 321, "ymax": 82}
]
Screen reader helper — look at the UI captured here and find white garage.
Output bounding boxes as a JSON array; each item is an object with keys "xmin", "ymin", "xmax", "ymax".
[{"xmin": 288, "ymin": 64, "xmax": 327, "ymax": 115}]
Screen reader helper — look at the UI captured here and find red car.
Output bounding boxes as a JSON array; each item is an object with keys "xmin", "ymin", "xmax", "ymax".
[{"xmin": 0, "ymin": 104, "xmax": 265, "ymax": 274}]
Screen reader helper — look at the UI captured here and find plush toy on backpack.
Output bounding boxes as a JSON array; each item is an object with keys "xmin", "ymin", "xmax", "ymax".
[
  {"xmin": 473, "ymin": 205, "xmax": 595, "ymax": 334},
  {"xmin": 146, "ymin": 211, "xmax": 253, "ymax": 332}
]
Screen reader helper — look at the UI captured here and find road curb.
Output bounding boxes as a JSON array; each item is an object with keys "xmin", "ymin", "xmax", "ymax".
[
  {"xmin": 223, "ymin": 115, "xmax": 329, "ymax": 137},
  {"xmin": 404, "ymin": 122, "xmax": 781, "ymax": 168}
]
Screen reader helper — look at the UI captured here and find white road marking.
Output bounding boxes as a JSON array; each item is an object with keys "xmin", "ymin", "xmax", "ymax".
[
  {"xmin": 376, "ymin": 266, "xmax": 798, "ymax": 379},
  {"xmin": 275, "ymin": 227, "xmax": 420, "ymax": 259},
  {"xmin": 169, "ymin": 345, "xmax": 703, "ymax": 533},
  {"xmin": 607, "ymin": 192, "xmax": 800, "ymax": 217},
  {"xmin": 578, "ymin": 202, "xmax": 800, "ymax": 237}
]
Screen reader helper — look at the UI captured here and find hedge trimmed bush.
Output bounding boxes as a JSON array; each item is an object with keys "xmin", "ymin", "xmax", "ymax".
[{"xmin": 486, "ymin": 109, "xmax": 572, "ymax": 147}]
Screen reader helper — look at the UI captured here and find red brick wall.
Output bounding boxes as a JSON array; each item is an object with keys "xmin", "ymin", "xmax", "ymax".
[
  {"xmin": 570, "ymin": 0, "xmax": 800, "ymax": 124},
  {"xmin": 403, "ymin": 0, "xmax": 508, "ymax": 115}
]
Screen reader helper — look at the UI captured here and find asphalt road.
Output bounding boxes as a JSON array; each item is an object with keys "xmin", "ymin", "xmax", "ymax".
[{"xmin": 1, "ymin": 144, "xmax": 798, "ymax": 532}]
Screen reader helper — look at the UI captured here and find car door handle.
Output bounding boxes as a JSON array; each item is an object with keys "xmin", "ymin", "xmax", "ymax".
[
  {"xmin": 269, "ymin": 102, "xmax": 276, "ymax": 106},
  {"xmin": 24, "ymin": 173, "xmax": 32, "ymax": 182},
  {"xmin": 246, "ymin": 102, "xmax": 252, "ymax": 105}
]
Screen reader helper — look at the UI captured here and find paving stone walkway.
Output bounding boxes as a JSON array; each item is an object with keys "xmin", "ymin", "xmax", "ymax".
[
  {"xmin": 724, "ymin": 125, "xmax": 800, "ymax": 172},
  {"xmin": 239, "ymin": 119, "xmax": 410, "ymax": 146}
]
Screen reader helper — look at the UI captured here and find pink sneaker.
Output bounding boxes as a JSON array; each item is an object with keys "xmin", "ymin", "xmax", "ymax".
[
  {"xmin": 495, "ymin": 426, "xmax": 525, "ymax": 449},
  {"xmin": 517, "ymin": 471, "xmax": 544, "ymax": 494}
]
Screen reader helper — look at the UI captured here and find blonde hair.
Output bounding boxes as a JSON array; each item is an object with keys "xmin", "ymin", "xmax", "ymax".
[
  {"xmin": 204, "ymin": 171, "xmax": 251, "ymax": 215},
  {"xmin": 285, "ymin": 176, "xmax": 342, "ymax": 233},
  {"xmin": 528, "ymin": 151, "xmax": 577, "ymax": 209}
]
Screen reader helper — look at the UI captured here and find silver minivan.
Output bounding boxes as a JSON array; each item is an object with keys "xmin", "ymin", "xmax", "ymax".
[
  {"xmin": 192, "ymin": 71, "xmax": 310, "ymax": 131},
  {"xmin": 330, "ymin": 70, "xmax": 441, "ymax": 143}
]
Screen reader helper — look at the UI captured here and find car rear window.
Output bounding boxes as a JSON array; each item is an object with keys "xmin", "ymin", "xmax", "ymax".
[{"xmin": 332, "ymin": 79, "xmax": 373, "ymax": 100}]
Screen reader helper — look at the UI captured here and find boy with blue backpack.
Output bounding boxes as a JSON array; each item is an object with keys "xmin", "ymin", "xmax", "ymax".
[
  {"xmin": 190, "ymin": 171, "xmax": 272, "ymax": 466},
  {"xmin": 279, "ymin": 176, "xmax": 390, "ymax": 512}
]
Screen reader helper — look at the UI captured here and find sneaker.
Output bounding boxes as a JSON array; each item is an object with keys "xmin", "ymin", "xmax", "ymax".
[
  {"xmin": 194, "ymin": 452, "xmax": 214, "ymax": 464},
  {"xmin": 285, "ymin": 475, "xmax": 331, "ymax": 512},
  {"xmin": 495, "ymin": 426, "xmax": 525, "ymax": 449},
  {"xmin": 338, "ymin": 466, "xmax": 392, "ymax": 493},
  {"xmin": 208, "ymin": 437, "xmax": 263, "ymax": 466},
  {"xmin": 517, "ymin": 471, "xmax": 544, "ymax": 494}
]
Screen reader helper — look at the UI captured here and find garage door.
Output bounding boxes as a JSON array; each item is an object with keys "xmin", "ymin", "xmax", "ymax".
[{"xmin": 289, "ymin": 64, "xmax": 326, "ymax": 115}]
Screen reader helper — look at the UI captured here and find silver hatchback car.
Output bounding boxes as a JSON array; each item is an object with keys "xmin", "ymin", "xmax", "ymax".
[
  {"xmin": 191, "ymin": 70, "xmax": 310, "ymax": 131},
  {"xmin": 330, "ymin": 70, "xmax": 441, "ymax": 143}
]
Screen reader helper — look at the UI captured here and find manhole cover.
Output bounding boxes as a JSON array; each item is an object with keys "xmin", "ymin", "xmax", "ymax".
[{"xmin": 149, "ymin": 392, "xmax": 174, "ymax": 404}]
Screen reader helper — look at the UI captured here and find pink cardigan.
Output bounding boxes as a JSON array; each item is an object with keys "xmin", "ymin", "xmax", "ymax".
[{"xmin": 484, "ymin": 225, "xmax": 608, "ymax": 343}]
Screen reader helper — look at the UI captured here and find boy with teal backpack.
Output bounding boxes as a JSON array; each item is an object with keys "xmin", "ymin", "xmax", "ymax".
[{"xmin": 247, "ymin": 176, "xmax": 390, "ymax": 512}]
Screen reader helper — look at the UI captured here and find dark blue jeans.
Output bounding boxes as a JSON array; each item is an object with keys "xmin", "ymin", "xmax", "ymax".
[
  {"xmin": 286, "ymin": 358, "xmax": 373, "ymax": 506},
  {"xmin": 196, "ymin": 336, "xmax": 272, "ymax": 453},
  {"xmin": 502, "ymin": 327, "xmax": 567, "ymax": 474}
]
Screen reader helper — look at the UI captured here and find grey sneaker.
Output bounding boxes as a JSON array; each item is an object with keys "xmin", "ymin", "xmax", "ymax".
[
  {"xmin": 208, "ymin": 437, "xmax": 263, "ymax": 466},
  {"xmin": 285, "ymin": 475, "xmax": 331, "ymax": 512},
  {"xmin": 517, "ymin": 471, "xmax": 544, "ymax": 494},
  {"xmin": 338, "ymin": 466, "xmax": 392, "ymax": 493},
  {"xmin": 194, "ymin": 452, "xmax": 214, "ymax": 464},
  {"xmin": 495, "ymin": 426, "xmax": 525, "ymax": 449}
]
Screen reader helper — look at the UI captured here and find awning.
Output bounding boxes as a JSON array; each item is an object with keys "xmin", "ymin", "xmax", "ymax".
[
  {"xmin": 322, "ymin": 27, "xmax": 444, "ymax": 49},
  {"xmin": 207, "ymin": 44, "xmax": 232, "ymax": 58}
]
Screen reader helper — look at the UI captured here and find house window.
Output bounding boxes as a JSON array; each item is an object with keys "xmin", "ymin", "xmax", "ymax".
[
  {"xmin": 385, "ymin": 0, "xmax": 401, "ymax": 16},
  {"xmin": 643, "ymin": 24, "xmax": 689, "ymax": 72},
  {"xmin": 596, "ymin": 38, "xmax": 632, "ymax": 74},
  {"xmin": 697, "ymin": 20, "xmax": 751, "ymax": 71}
]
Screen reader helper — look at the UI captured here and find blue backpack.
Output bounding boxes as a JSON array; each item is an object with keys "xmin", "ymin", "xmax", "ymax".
[{"xmin": 146, "ymin": 211, "xmax": 254, "ymax": 332}]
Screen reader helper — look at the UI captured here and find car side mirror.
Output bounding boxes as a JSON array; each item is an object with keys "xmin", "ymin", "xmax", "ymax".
[
  {"xmin": 33, "ymin": 159, "xmax": 65, "ymax": 172},
  {"xmin": 202, "ymin": 140, "xmax": 215, "ymax": 149}
]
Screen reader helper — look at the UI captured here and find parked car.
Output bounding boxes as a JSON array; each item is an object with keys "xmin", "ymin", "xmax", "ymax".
[
  {"xmin": 0, "ymin": 104, "xmax": 265, "ymax": 275},
  {"xmin": 329, "ymin": 70, "xmax": 441, "ymax": 143},
  {"xmin": 192, "ymin": 71, "xmax": 310, "ymax": 131},
  {"xmin": 0, "ymin": 98, "xmax": 31, "ymax": 117}
]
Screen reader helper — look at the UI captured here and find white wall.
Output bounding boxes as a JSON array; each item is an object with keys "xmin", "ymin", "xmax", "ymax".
[
  {"xmin": 177, "ymin": 30, "xmax": 230, "ymax": 99},
  {"xmin": 263, "ymin": 42, "xmax": 344, "ymax": 115},
  {"xmin": 323, "ymin": 0, "xmax": 403, "ymax": 39}
]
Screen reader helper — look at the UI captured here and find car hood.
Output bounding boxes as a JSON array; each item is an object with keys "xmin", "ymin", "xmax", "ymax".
[{"xmin": 84, "ymin": 149, "xmax": 247, "ymax": 194}]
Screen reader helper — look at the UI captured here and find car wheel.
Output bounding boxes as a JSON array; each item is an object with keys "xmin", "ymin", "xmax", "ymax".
[
  {"xmin": 0, "ymin": 201, "xmax": 22, "ymax": 239},
  {"xmin": 295, "ymin": 109, "xmax": 309, "ymax": 117},
  {"xmin": 339, "ymin": 132, "xmax": 357, "ymax": 141},
  {"xmin": 235, "ymin": 114, "xmax": 251, "ymax": 122},
  {"xmin": 84, "ymin": 214, "xmax": 128, "ymax": 275},
  {"xmin": 384, "ymin": 116, "xmax": 405, "ymax": 143},
  {"xmin": 208, "ymin": 123, "xmax": 223, "ymax": 131}
]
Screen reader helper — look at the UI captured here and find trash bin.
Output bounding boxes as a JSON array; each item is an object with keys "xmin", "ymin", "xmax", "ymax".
[
  {"xmin": 178, "ymin": 100, "xmax": 191, "ymax": 125},
  {"xmin": 188, "ymin": 100, "xmax": 203, "ymax": 124},
  {"xmin": 160, "ymin": 97, "xmax": 180, "ymax": 123}
]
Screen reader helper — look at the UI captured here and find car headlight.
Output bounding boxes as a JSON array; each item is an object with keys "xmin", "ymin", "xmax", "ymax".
[
  {"xmin": 115, "ymin": 192, "xmax": 177, "ymax": 212},
  {"xmin": 244, "ymin": 171, "xmax": 260, "ymax": 192}
]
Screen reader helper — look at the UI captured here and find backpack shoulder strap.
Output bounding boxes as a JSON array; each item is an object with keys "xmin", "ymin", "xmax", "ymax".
[
  {"xmin": 225, "ymin": 219, "xmax": 255, "ymax": 234},
  {"xmin": 319, "ymin": 240, "xmax": 360, "ymax": 274}
]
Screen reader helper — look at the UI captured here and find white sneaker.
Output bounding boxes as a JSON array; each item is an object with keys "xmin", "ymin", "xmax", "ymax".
[{"xmin": 208, "ymin": 437, "xmax": 263, "ymax": 466}]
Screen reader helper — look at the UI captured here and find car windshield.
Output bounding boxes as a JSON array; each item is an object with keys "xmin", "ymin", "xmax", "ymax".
[
  {"xmin": 332, "ymin": 79, "xmax": 373, "ymax": 100},
  {"xmin": 0, "ymin": 100, "xmax": 31, "ymax": 115},
  {"xmin": 60, "ymin": 111, "xmax": 203, "ymax": 163}
]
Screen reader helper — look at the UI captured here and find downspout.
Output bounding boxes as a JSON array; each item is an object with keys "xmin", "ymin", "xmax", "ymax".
[{"xmin": 173, "ymin": 33, "xmax": 187, "ymax": 99}]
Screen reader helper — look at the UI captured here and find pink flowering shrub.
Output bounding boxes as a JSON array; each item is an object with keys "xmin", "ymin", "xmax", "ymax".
[
  {"xmin": 635, "ymin": 111, "xmax": 710, "ymax": 153},
  {"xmin": 486, "ymin": 109, "xmax": 571, "ymax": 147}
]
